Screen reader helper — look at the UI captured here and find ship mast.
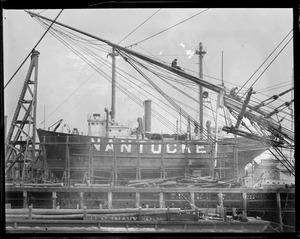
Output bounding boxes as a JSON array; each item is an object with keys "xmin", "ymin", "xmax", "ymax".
[
  {"xmin": 196, "ymin": 42, "xmax": 206, "ymax": 140},
  {"xmin": 108, "ymin": 47, "xmax": 119, "ymax": 122}
]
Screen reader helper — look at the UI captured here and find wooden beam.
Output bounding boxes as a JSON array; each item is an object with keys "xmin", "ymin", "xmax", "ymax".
[
  {"xmin": 52, "ymin": 191, "xmax": 57, "ymax": 209},
  {"xmin": 23, "ymin": 191, "xmax": 28, "ymax": 208},
  {"xmin": 276, "ymin": 192, "xmax": 283, "ymax": 232},
  {"xmin": 108, "ymin": 192, "xmax": 112, "ymax": 209}
]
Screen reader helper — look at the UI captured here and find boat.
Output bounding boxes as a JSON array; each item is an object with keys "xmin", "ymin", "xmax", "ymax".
[
  {"xmin": 5, "ymin": 10, "xmax": 293, "ymax": 187},
  {"xmin": 36, "ymin": 115, "xmax": 266, "ymax": 185},
  {"xmin": 4, "ymin": 9, "xmax": 295, "ymax": 233}
]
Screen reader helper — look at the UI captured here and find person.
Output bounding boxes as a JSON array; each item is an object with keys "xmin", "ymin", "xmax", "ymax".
[
  {"xmin": 171, "ymin": 59, "xmax": 183, "ymax": 71},
  {"xmin": 230, "ymin": 87, "xmax": 238, "ymax": 97}
]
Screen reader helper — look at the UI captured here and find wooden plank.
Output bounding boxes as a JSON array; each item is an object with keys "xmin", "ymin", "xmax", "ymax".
[
  {"xmin": 5, "ymin": 185, "xmax": 295, "ymax": 194},
  {"xmin": 6, "ymin": 207, "xmax": 181, "ymax": 215}
]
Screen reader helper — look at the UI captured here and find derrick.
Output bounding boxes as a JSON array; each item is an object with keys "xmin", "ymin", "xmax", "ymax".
[{"xmin": 5, "ymin": 50, "xmax": 40, "ymax": 177}]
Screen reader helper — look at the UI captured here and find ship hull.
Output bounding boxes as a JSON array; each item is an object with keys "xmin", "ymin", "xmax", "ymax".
[{"xmin": 37, "ymin": 129, "xmax": 266, "ymax": 184}]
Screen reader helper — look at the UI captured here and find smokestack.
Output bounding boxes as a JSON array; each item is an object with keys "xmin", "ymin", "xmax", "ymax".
[{"xmin": 144, "ymin": 100, "xmax": 152, "ymax": 133}]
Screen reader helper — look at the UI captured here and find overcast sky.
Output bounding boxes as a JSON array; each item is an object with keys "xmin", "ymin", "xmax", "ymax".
[{"xmin": 3, "ymin": 8, "xmax": 293, "ymax": 134}]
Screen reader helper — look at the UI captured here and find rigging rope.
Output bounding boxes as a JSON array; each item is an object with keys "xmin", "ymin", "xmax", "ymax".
[
  {"xmin": 241, "ymin": 37, "xmax": 293, "ymax": 98},
  {"xmin": 118, "ymin": 9, "xmax": 161, "ymax": 45},
  {"xmin": 126, "ymin": 8, "xmax": 209, "ymax": 48},
  {"xmin": 32, "ymin": 12, "xmax": 293, "ymax": 150},
  {"xmin": 4, "ymin": 9, "xmax": 64, "ymax": 89},
  {"xmin": 236, "ymin": 29, "xmax": 292, "ymax": 95}
]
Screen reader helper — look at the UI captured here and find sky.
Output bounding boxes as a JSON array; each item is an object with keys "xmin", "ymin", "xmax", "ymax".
[{"xmin": 3, "ymin": 8, "xmax": 293, "ymax": 135}]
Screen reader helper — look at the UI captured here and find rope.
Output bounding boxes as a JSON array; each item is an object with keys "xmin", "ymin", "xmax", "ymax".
[
  {"xmin": 240, "ymin": 36, "xmax": 293, "ymax": 98},
  {"xmin": 4, "ymin": 10, "xmax": 64, "ymax": 89},
  {"xmin": 236, "ymin": 29, "xmax": 292, "ymax": 95},
  {"xmin": 118, "ymin": 9, "xmax": 161, "ymax": 45},
  {"xmin": 126, "ymin": 8, "xmax": 209, "ymax": 48}
]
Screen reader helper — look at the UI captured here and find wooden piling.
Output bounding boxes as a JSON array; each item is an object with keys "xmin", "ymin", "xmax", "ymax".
[
  {"xmin": 136, "ymin": 141, "xmax": 141, "ymax": 180},
  {"xmin": 79, "ymin": 192, "xmax": 84, "ymax": 209},
  {"xmin": 23, "ymin": 191, "xmax": 28, "ymax": 208},
  {"xmin": 108, "ymin": 191, "xmax": 112, "ymax": 209},
  {"xmin": 166, "ymin": 207, "xmax": 170, "ymax": 221},
  {"xmin": 159, "ymin": 192, "xmax": 164, "ymax": 208},
  {"xmin": 160, "ymin": 138, "xmax": 165, "ymax": 178},
  {"xmin": 276, "ymin": 192, "xmax": 283, "ymax": 232},
  {"xmin": 52, "ymin": 191, "xmax": 57, "ymax": 209},
  {"xmin": 113, "ymin": 137, "xmax": 117, "ymax": 185},
  {"xmin": 242, "ymin": 192, "xmax": 247, "ymax": 217},
  {"xmin": 138, "ymin": 206, "xmax": 142, "ymax": 221},
  {"xmin": 66, "ymin": 136, "xmax": 70, "ymax": 186},
  {"xmin": 136, "ymin": 192, "xmax": 140, "ymax": 208},
  {"xmin": 83, "ymin": 206, "xmax": 87, "ymax": 220},
  {"xmin": 190, "ymin": 191, "xmax": 195, "ymax": 208},
  {"xmin": 28, "ymin": 205, "xmax": 32, "ymax": 220}
]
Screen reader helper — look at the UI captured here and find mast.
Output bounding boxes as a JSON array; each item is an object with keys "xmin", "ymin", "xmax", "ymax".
[
  {"xmin": 108, "ymin": 47, "xmax": 119, "ymax": 122},
  {"xmin": 27, "ymin": 11, "xmax": 293, "ymax": 144},
  {"xmin": 196, "ymin": 42, "xmax": 206, "ymax": 140}
]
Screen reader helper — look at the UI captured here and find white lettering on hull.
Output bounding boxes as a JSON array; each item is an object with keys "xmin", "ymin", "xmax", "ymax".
[
  {"xmin": 167, "ymin": 144, "xmax": 177, "ymax": 153},
  {"xmin": 182, "ymin": 144, "xmax": 191, "ymax": 153},
  {"xmin": 90, "ymin": 138, "xmax": 207, "ymax": 154},
  {"xmin": 91, "ymin": 138, "xmax": 101, "ymax": 151},
  {"xmin": 196, "ymin": 145, "xmax": 206, "ymax": 153},
  {"xmin": 139, "ymin": 141, "xmax": 146, "ymax": 153},
  {"xmin": 151, "ymin": 144, "xmax": 161, "ymax": 154},
  {"xmin": 105, "ymin": 139, "xmax": 114, "ymax": 151},
  {"xmin": 121, "ymin": 140, "xmax": 131, "ymax": 153}
]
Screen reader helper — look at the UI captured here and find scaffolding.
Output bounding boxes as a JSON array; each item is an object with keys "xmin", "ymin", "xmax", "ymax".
[{"xmin": 5, "ymin": 50, "xmax": 40, "ymax": 180}]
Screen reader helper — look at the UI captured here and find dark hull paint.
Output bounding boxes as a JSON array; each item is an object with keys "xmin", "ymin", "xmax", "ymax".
[{"xmin": 37, "ymin": 129, "xmax": 266, "ymax": 184}]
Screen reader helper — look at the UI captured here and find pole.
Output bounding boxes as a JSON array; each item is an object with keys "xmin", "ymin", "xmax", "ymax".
[
  {"xmin": 197, "ymin": 42, "xmax": 206, "ymax": 140},
  {"xmin": 31, "ymin": 50, "xmax": 40, "ymax": 164},
  {"xmin": 110, "ymin": 48, "xmax": 118, "ymax": 122}
]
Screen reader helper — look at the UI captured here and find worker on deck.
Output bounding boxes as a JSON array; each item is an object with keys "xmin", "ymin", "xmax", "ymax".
[
  {"xmin": 230, "ymin": 87, "xmax": 242, "ymax": 101},
  {"xmin": 230, "ymin": 87, "xmax": 238, "ymax": 97},
  {"xmin": 171, "ymin": 59, "xmax": 184, "ymax": 71}
]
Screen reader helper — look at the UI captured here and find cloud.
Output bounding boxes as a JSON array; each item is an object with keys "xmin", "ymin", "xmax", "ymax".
[
  {"xmin": 180, "ymin": 43, "xmax": 185, "ymax": 48},
  {"xmin": 185, "ymin": 50, "xmax": 195, "ymax": 59},
  {"xmin": 159, "ymin": 51, "xmax": 163, "ymax": 55}
]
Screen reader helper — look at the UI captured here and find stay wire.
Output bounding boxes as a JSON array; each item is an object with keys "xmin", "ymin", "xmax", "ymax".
[
  {"xmin": 49, "ymin": 26, "xmax": 178, "ymax": 133},
  {"xmin": 119, "ymin": 50, "xmax": 214, "ymax": 140},
  {"xmin": 118, "ymin": 9, "xmax": 161, "ymax": 45},
  {"xmin": 126, "ymin": 8, "xmax": 209, "ymax": 48},
  {"xmin": 236, "ymin": 29, "xmax": 292, "ymax": 95},
  {"xmin": 241, "ymin": 36, "xmax": 293, "ymax": 98},
  {"xmin": 4, "ymin": 9, "xmax": 64, "ymax": 89}
]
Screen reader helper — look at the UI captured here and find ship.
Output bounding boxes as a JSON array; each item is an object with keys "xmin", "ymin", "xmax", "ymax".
[
  {"xmin": 4, "ymin": 9, "xmax": 295, "ymax": 233},
  {"xmin": 7, "ymin": 11, "xmax": 293, "ymax": 186},
  {"xmin": 36, "ymin": 111, "xmax": 266, "ymax": 185}
]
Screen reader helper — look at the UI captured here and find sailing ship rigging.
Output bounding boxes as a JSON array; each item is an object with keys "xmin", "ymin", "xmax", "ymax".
[{"xmin": 4, "ymin": 10, "xmax": 294, "ymax": 184}]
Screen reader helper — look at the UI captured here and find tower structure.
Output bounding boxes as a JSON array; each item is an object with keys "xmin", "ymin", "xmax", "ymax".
[{"xmin": 5, "ymin": 50, "xmax": 40, "ymax": 177}]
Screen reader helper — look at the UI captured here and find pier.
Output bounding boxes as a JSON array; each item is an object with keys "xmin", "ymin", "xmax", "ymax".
[{"xmin": 5, "ymin": 185, "xmax": 295, "ymax": 232}]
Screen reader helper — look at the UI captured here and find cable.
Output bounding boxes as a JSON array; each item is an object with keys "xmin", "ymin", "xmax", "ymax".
[
  {"xmin": 126, "ymin": 8, "xmax": 209, "ymax": 48},
  {"xmin": 4, "ymin": 10, "xmax": 64, "ymax": 89},
  {"xmin": 118, "ymin": 9, "xmax": 161, "ymax": 45},
  {"xmin": 237, "ymin": 29, "xmax": 292, "ymax": 95},
  {"xmin": 241, "ymin": 37, "xmax": 293, "ymax": 98}
]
